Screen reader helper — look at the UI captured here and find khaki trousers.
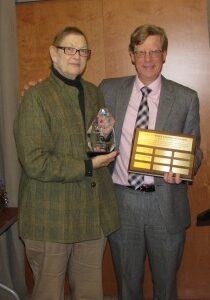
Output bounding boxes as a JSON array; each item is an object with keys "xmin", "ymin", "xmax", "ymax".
[{"xmin": 24, "ymin": 236, "xmax": 106, "ymax": 300}]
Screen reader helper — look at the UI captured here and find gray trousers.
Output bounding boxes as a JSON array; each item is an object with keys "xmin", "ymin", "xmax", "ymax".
[{"xmin": 109, "ymin": 184, "xmax": 185, "ymax": 300}]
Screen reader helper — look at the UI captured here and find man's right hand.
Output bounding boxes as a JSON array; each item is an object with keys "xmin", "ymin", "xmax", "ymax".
[{"xmin": 92, "ymin": 150, "xmax": 119, "ymax": 169}]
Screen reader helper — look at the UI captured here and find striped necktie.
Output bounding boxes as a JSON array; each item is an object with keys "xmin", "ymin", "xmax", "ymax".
[{"xmin": 128, "ymin": 86, "xmax": 151, "ymax": 189}]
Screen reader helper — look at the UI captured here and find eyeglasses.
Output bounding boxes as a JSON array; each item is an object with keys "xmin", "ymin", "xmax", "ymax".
[
  {"xmin": 134, "ymin": 49, "xmax": 162, "ymax": 58},
  {"xmin": 56, "ymin": 46, "xmax": 91, "ymax": 57}
]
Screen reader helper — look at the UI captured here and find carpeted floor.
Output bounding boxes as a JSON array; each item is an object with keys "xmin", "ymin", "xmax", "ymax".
[
  {"xmin": 65, "ymin": 297, "xmax": 117, "ymax": 300},
  {"xmin": 65, "ymin": 297, "xmax": 206, "ymax": 300}
]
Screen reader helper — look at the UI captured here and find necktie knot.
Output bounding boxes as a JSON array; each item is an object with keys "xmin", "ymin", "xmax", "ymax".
[{"xmin": 141, "ymin": 86, "xmax": 151, "ymax": 97}]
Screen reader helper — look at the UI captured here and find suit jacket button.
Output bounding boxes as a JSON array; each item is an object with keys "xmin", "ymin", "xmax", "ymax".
[{"xmin": 91, "ymin": 182, "xmax": 96, "ymax": 188}]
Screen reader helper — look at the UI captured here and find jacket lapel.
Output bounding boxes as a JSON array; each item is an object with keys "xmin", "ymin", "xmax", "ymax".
[
  {"xmin": 155, "ymin": 76, "xmax": 175, "ymax": 131},
  {"xmin": 115, "ymin": 76, "xmax": 135, "ymax": 147}
]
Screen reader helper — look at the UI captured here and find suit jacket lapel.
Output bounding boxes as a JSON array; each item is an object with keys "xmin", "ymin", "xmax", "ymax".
[
  {"xmin": 155, "ymin": 76, "xmax": 175, "ymax": 131},
  {"xmin": 114, "ymin": 76, "xmax": 135, "ymax": 147}
]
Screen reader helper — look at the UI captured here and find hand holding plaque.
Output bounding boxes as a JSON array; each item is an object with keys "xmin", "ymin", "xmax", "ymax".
[
  {"xmin": 87, "ymin": 108, "xmax": 116, "ymax": 155},
  {"xmin": 128, "ymin": 129, "xmax": 196, "ymax": 181}
]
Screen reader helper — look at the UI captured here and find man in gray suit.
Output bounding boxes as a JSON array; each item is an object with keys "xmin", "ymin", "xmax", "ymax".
[{"xmin": 99, "ymin": 24, "xmax": 203, "ymax": 300}]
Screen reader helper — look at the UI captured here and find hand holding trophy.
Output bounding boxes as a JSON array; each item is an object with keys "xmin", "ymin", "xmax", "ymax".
[{"xmin": 87, "ymin": 108, "xmax": 116, "ymax": 156}]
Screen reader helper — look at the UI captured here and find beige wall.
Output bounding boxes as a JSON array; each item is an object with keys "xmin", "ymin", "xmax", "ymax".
[{"xmin": 16, "ymin": 0, "xmax": 210, "ymax": 298}]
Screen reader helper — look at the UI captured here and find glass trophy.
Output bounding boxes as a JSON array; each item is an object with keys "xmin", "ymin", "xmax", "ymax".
[{"xmin": 87, "ymin": 108, "xmax": 116, "ymax": 156}]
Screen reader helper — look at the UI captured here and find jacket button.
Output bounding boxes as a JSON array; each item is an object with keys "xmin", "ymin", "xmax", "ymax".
[{"xmin": 91, "ymin": 182, "xmax": 96, "ymax": 188}]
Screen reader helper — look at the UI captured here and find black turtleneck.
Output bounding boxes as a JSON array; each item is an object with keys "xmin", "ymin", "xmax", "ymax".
[
  {"xmin": 52, "ymin": 67, "xmax": 92, "ymax": 177},
  {"xmin": 52, "ymin": 67, "xmax": 85, "ymax": 125}
]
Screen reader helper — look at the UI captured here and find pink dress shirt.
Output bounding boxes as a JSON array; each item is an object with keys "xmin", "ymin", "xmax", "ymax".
[{"xmin": 112, "ymin": 75, "xmax": 161, "ymax": 186}]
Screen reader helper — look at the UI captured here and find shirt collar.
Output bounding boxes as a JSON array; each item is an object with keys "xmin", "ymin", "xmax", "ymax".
[{"xmin": 134, "ymin": 74, "xmax": 161, "ymax": 95}]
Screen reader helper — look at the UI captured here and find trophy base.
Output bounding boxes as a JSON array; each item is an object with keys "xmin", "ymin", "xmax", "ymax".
[{"xmin": 87, "ymin": 151, "xmax": 110, "ymax": 157}]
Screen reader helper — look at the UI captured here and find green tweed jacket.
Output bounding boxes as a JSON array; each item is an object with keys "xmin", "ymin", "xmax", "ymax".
[{"xmin": 14, "ymin": 72, "xmax": 119, "ymax": 243}]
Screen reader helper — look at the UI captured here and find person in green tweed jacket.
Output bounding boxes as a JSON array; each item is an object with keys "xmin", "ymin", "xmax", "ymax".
[{"xmin": 14, "ymin": 26, "xmax": 119, "ymax": 300}]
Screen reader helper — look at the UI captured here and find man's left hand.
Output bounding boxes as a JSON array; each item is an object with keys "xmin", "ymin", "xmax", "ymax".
[{"xmin": 164, "ymin": 172, "xmax": 182, "ymax": 184}]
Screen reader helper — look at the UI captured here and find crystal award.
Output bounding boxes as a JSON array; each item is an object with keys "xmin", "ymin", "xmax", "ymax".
[{"xmin": 87, "ymin": 108, "xmax": 116, "ymax": 156}]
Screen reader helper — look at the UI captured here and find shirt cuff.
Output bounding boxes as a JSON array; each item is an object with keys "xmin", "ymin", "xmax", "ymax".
[{"xmin": 85, "ymin": 159, "xmax": 93, "ymax": 177}]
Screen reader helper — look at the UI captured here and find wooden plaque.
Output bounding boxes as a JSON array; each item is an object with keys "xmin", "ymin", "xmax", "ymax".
[{"xmin": 128, "ymin": 129, "xmax": 196, "ymax": 181}]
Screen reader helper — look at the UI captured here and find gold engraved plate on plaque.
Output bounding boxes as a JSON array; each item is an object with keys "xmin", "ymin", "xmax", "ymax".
[
  {"xmin": 134, "ymin": 154, "xmax": 152, "ymax": 162},
  {"xmin": 128, "ymin": 129, "xmax": 196, "ymax": 180}
]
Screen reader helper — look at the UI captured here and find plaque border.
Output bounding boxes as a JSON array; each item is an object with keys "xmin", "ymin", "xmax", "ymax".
[{"xmin": 128, "ymin": 129, "xmax": 196, "ymax": 181}]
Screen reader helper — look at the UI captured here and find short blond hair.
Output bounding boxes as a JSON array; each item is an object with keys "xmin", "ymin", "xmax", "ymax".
[{"xmin": 129, "ymin": 24, "xmax": 168, "ymax": 52}]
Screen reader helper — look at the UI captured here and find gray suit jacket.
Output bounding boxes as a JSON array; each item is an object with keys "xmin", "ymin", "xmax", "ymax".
[{"xmin": 99, "ymin": 75, "xmax": 203, "ymax": 233}]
